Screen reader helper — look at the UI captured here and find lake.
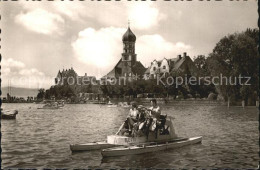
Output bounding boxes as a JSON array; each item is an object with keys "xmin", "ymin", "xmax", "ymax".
[{"xmin": 1, "ymin": 103, "xmax": 259, "ymax": 168}]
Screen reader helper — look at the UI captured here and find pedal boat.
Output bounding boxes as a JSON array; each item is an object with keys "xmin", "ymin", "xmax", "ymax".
[{"xmin": 70, "ymin": 116, "xmax": 202, "ymax": 154}]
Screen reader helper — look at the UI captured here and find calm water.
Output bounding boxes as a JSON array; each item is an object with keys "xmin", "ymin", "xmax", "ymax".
[{"xmin": 1, "ymin": 103, "xmax": 259, "ymax": 168}]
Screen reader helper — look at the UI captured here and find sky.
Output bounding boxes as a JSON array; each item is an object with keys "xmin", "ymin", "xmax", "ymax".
[{"xmin": 1, "ymin": 0, "xmax": 258, "ymax": 89}]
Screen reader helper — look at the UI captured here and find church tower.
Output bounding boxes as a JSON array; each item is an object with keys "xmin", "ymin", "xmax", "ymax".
[
  {"xmin": 122, "ymin": 24, "xmax": 137, "ymax": 64},
  {"xmin": 102, "ymin": 23, "xmax": 146, "ymax": 80},
  {"xmin": 121, "ymin": 24, "xmax": 137, "ymax": 77}
]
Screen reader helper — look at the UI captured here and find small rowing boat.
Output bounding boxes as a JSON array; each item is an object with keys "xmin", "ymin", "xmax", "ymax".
[
  {"xmin": 1, "ymin": 109, "xmax": 18, "ymax": 120},
  {"xmin": 101, "ymin": 136, "xmax": 202, "ymax": 157},
  {"xmin": 107, "ymin": 105, "xmax": 117, "ymax": 108},
  {"xmin": 37, "ymin": 102, "xmax": 63, "ymax": 109},
  {"xmin": 107, "ymin": 101, "xmax": 117, "ymax": 107}
]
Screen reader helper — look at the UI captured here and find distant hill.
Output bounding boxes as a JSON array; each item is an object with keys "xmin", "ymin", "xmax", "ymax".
[{"xmin": 1, "ymin": 87, "xmax": 39, "ymax": 98}]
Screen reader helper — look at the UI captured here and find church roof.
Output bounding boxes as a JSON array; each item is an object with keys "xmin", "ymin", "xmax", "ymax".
[
  {"xmin": 122, "ymin": 27, "xmax": 136, "ymax": 42},
  {"xmin": 132, "ymin": 61, "xmax": 146, "ymax": 75},
  {"xmin": 102, "ymin": 59, "xmax": 146, "ymax": 79},
  {"xmin": 145, "ymin": 66, "xmax": 151, "ymax": 74}
]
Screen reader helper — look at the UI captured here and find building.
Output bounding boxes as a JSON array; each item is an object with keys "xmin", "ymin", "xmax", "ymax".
[
  {"xmin": 55, "ymin": 67, "xmax": 97, "ymax": 86},
  {"xmin": 144, "ymin": 52, "xmax": 198, "ymax": 79},
  {"xmin": 54, "ymin": 68, "xmax": 102, "ymax": 100},
  {"xmin": 102, "ymin": 26, "xmax": 146, "ymax": 82}
]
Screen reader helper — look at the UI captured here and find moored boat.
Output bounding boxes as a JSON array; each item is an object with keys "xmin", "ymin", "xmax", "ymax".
[
  {"xmin": 1, "ymin": 109, "xmax": 18, "ymax": 120},
  {"xmin": 37, "ymin": 102, "xmax": 63, "ymax": 109},
  {"xmin": 107, "ymin": 105, "xmax": 118, "ymax": 108},
  {"xmin": 118, "ymin": 102, "xmax": 131, "ymax": 108},
  {"xmin": 101, "ymin": 136, "xmax": 202, "ymax": 157},
  {"xmin": 107, "ymin": 101, "xmax": 118, "ymax": 107}
]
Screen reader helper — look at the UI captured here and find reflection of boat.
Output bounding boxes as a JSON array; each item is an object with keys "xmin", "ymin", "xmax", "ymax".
[
  {"xmin": 1, "ymin": 109, "xmax": 18, "ymax": 120},
  {"xmin": 70, "ymin": 114, "xmax": 202, "ymax": 156}
]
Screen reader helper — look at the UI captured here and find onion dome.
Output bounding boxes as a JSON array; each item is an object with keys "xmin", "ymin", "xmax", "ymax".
[{"xmin": 122, "ymin": 27, "xmax": 136, "ymax": 42}]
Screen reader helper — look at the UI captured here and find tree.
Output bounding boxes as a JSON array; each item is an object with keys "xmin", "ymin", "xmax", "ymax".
[
  {"xmin": 193, "ymin": 55, "xmax": 210, "ymax": 76},
  {"xmin": 207, "ymin": 28, "xmax": 259, "ymax": 104},
  {"xmin": 37, "ymin": 88, "xmax": 45, "ymax": 100}
]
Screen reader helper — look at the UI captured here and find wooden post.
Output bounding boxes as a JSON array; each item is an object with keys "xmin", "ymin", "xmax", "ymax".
[
  {"xmin": 227, "ymin": 96, "xmax": 230, "ymax": 108},
  {"xmin": 256, "ymin": 100, "xmax": 259, "ymax": 108},
  {"xmin": 242, "ymin": 100, "xmax": 245, "ymax": 108}
]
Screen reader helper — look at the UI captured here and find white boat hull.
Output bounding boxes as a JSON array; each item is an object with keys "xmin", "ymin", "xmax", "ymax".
[
  {"xmin": 70, "ymin": 141, "xmax": 116, "ymax": 151},
  {"xmin": 101, "ymin": 136, "xmax": 202, "ymax": 157}
]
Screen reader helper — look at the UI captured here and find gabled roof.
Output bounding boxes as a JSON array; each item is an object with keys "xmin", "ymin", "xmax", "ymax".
[
  {"xmin": 172, "ymin": 57, "xmax": 185, "ymax": 71},
  {"xmin": 102, "ymin": 59, "xmax": 146, "ymax": 78},
  {"xmin": 132, "ymin": 61, "xmax": 146, "ymax": 75},
  {"xmin": 145, "ymin": 66, "xmax": 151, "ymax": 74},
  {"xmin": 102, "ymin": 59, "xmax": 122, "ymax": 78}
]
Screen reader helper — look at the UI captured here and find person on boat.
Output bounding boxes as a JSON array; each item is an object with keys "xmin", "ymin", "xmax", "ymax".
[
  {"xmin": 126, "ymin": 102, "xmax": 139, "ymax": 134},
  {"xmin": 149, "ymin": 99, "xmax": 161, "ymax": 119},
  {"xmin": 147, "ymin": 99, "xmax": 162, "ymax": 138}
]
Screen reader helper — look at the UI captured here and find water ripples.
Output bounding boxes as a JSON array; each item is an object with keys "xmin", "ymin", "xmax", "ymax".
[{"xmin": 1, "ymin": 103, "xmax": 258, "ymax": 168}]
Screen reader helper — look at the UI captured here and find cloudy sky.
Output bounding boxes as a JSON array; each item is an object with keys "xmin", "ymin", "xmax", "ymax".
[{"xmin": 1, "ymin": 0, "xmax": 257, "ymax": 89}]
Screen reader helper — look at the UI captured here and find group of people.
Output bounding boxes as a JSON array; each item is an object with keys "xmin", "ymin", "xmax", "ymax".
[{"xmin": 120, "ymin": 99, "xmax": 168, "ymax": 138}]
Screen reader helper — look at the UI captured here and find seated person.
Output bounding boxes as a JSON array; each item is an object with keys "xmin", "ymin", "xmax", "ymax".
[
  {"xmin": 148, "ymin": 99, "xmax": 162, "ymax": 138},
  {"xmin": 149, "ymin": 98, "xmax": 161, "ymax": 119},
  {"xmin": 127, "ymin": 102, "xmax": 139, "ymax": 133}
]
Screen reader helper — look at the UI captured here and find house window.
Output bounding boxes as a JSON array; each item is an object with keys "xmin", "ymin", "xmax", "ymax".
[
  {"xmin": 163, "ymin": 65, "xmax": 166, "ymax": 69},
  {"xmin": 153, "ymin": 67, "xmax": 156, "ymax": 71}
]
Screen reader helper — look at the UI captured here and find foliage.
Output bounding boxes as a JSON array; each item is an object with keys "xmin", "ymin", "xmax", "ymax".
[
  {"xmin": 193, "ymin": 55, "xmax": 210, "ymax": 76},
  {"xmin": 37, "ymin": 88, "xmax": 45, "ymax": 99},
  {"xmin": 207, "ymin": 28, "xmax": 259, "ymax": 104},
  {"xmin": 43, "ymin": 85, "xmax": 76, "ymax": 100}
]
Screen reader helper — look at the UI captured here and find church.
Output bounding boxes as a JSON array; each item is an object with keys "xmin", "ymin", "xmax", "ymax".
[{"xmin": 102, "ymin": 26, "xmax": 146, "ymax": 82}]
